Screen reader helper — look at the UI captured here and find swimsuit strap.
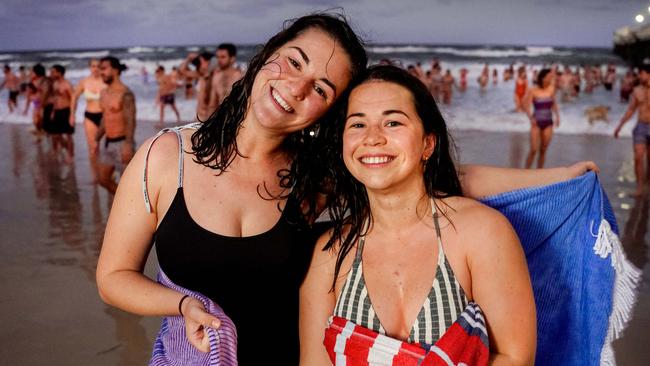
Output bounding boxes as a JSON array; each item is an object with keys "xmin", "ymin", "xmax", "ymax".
[
  {"xmin": 356, "ymin": 218, "xmax": 370, "ymax": 261},
  {"xmin": 142, "ymin": 123, "xmax": 200, "ymax": 213},
  {"xmin": 431, "ymin": 198, "xmax": 445, "ymax": 266}
]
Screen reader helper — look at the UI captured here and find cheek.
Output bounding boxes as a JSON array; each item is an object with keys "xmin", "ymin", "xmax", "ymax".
[
  {"xmin": 303, "ymin": 98, "xmax": 329, "ymax": 120},
  {"xmin": 342, "ymin": 132, "xmax": 359, "ymax": 169}
]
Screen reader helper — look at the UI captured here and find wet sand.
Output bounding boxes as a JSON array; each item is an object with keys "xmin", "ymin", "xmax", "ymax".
[{"xmin": 0, "ymin": 122, "xmax": 647, "ymax": 365}]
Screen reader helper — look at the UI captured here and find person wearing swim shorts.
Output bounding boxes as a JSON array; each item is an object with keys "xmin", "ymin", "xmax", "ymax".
[
  {"xmin": 524, "ymin": 69, "xmax": 559, "ymax": 169},
  {"xmin": 614, "ymin": 62, "xmax": 650, "ymax": 196},
  {"xmin": 155, "ymin": 65, "xmax": 181, "ymax": 125},
  {"xmin": 31, "ymin": 64, "xmax": 53, "ymax": 136},
  {"xmin": 1, "ymin": 65, "xmax": 20, "ymax": 113},
  {"xmin": 96, "ymin": 56, "xmax": 136, "ymax": 194},
  {"xmin": 49, "ymin": 64, "xmax": 75, "ymax": 160}
]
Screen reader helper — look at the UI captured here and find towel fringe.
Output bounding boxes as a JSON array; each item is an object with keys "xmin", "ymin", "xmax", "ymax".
[{"xmin": 593, "ymin": 219, "xmax": 642, "ymax": 366}]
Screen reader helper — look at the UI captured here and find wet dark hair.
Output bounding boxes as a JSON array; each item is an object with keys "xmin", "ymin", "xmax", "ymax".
[
  {"xmin": 52, "ymin": 64, "xmax": 65, "ymax": 76},
  {"xmin": 100, "ymin": 56, "xmax": 128, "ymax": 74},
  {"xmin": 156, "ymin": 65, "xmax": 165, "ymax": 73},
  {"xmin": 3, "ymin": 64, "xmax": 9, "ymax": 72},
  {"xmin": 190, "ymin": 12, "xmax": 367, "ymax": 222},
  {"xmin": 217, "ymin": 43, "xmax": 237, "ymax": 57},
  {"xmin": 33, "ymin": 63, "xmax": 46, "ymax": 77},
  {"xmin": 322, "ymin": 64, "xmax": 462, "ymax": 289},
  {"xmin": 536, "ymin": 68, "xmax": 551, "ymax": 87}
]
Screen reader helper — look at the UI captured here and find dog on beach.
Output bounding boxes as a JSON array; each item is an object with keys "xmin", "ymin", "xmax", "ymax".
[{"xmin": 584, "ymin": 105, "xmax": 610, "ymax": 125}]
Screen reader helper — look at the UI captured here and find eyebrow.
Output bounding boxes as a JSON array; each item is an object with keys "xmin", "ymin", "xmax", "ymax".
[
  {"xmin": 290, "ymin": 46, "xmax": 337, "ymax": 96},
  {"xmin": 346, "ymin": 109, "xmax": 410, "ymax": 120}
]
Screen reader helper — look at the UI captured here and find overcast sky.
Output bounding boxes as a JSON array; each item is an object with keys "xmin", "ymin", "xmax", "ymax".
[{"xmin": 0, "ymin": 0, "xmax": 644, "ymax": 51}]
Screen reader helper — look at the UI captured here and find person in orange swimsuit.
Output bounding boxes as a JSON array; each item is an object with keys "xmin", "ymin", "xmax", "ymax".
[{"xmin": 514, "ymin": 66, "xmax": 528, "ymax": 112}]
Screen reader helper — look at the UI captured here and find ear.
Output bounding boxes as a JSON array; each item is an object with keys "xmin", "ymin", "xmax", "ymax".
[{"xmin": 422, "ymin": 134, "xmax": 436, "ymax": 161}]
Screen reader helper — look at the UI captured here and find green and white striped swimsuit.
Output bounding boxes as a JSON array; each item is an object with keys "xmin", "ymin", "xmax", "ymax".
[{"xmin": 333, "ymin": 201, "xmax": 469, "ymax": 345}]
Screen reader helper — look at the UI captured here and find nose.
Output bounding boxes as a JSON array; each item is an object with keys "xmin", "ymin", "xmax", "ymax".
[
  {"xmin": 363, "ymin": 124, "xmax": 386, "ymax": 146},
  {"xmin": 287, "ymin": 77, "xmax": 309, "ymax": 101}
]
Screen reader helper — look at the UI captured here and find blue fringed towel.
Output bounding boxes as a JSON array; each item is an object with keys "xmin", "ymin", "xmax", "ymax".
[{"xmin": 481, "ymin": 172, "xmax": 641, "ymax": 366}]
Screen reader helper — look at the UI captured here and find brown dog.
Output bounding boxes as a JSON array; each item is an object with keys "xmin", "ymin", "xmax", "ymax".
[{"xmin": 585, "ymin": 105, "xmax": 610, "ymax": 125}]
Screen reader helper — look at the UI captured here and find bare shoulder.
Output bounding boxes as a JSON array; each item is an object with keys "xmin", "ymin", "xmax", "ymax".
[
  {"xmin": 311, "ymin": 224, "xmax": 357, "ymax": 288},
  {"xmin": 135, "ymin": 132, "xmax": 185, "ymax": 203},
  {"xmin": 633, "ymin": 85, "xmax": 645, "ymax": 99},
  {"xmin": 440, "ymin": 196, "xmax": 516, "ymax": 242}
]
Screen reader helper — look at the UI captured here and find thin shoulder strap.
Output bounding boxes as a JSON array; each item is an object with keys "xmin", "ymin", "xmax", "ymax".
[
  {"xmin": 431, "ymin": 198, "xmax": 445, "ymax": 266},
  {"xmin": 355, "ymin": 217, "xmax": 370, "ymax": 261},
  {"xmin": 142, "ymin": 123, "xmax": 199, "ymax": 213}
]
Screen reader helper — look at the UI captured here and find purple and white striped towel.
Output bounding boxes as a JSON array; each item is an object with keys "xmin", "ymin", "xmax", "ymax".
[{"xmin": 149, "ymin": 270, "xmax": 238, "ymax": 366}]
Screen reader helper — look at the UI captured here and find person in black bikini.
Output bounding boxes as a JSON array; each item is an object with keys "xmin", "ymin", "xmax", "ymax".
[{"xmin": 71, "ymin": 59, "xmax": 106, "ymax": 181}]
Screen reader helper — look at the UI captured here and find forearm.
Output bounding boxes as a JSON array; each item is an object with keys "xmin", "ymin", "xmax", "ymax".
[
  {"xmin": 489, "ymin": 353, "xmax": 534, "ymax": 366},
  {"xmin": 97, "ymin": 270, "xmax": 184, "ymax": 316},
  {"xmin": 95, "ymin": 122, "xmax": 105, "ymax": 141},
  {"xmin": 460, "ymin": 164, "xmax": 577, "ymax": 199},
  {"xmin": 617, "ymin": 111, "xmax": 633, "ymax": 128}
]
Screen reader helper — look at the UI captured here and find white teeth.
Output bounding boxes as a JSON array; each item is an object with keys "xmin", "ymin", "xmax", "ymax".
[
  {"xmin": 361, "ymin": 156, "xmax": 392, "ymax": 164},
  {"xmin": 272, "ymin": 89, "xmax": 294, "ymax": 112}
]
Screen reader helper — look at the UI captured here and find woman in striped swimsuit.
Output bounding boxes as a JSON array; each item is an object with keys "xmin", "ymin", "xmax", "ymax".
[
  {"xmin": 524, "ymin": 68, "xmax": 560, "ymax": 169},
  {"xmin": 300, "ymin": 65, "xmax": 537, "ymax": 365}
]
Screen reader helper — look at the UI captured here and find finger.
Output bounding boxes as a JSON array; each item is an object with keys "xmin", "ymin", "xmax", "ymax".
[
  {"xmin": 186, "ymin": 302, "xmax": 221, "ymax": 329},
  {"xmin": 186, "ymin": 323, "xmax": 210, "ymax": 353}
]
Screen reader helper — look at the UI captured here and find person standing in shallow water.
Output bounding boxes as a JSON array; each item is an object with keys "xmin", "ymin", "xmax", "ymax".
[
  {"xmin": 614, "ymin": 63, "xmax": 650, "ymax": 196},
  {"xmin": 70, "ymin": 59, "xmax": 107, "ymax": 182},
  {"xmin": 154, "ymin": 65, "xmax": 181, "ymax": 125},
  {"xmin": 49, "ymin": 64, "xmax": 75, "ymax": 161},
  {"xmin": 524, "ymin": 69, "xmax": 559, "ymax": 169},
  {"xmin": 1, "ymin": 65, "xmax": 20, "ymax": 113},
  {"xmin": 96, "ymin": 56, "xmax": 136, "ymax": 194}
]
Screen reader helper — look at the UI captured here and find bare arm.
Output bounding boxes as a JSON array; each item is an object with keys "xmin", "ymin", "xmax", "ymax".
[
  {"xmin": 96, "ymin": 137, "xmax": 183, "ymax": 315},
  {"xmin": 467, "ymin": 207, "xmax": 536, "ymax": 365},
  {"xmin": 208, "ymin": 72, "xmax": 220, "ymax": 111},
  {"xmin": 299, "ymin": 233, "xmax": 339, "ymax": 366},
  {"xmin": 23, "ymin": 92, "xmax": 31, "ymax": 115},
  {"xmin": 122, "ymin": 90, "xmax": 136, "ymax": 144},
  {"xmin": 96, "ymin": 134, "xmax": 221, "ymax": 352},
  {"xmin": 614, "ymin": 92, "xmax": 638, "ymax": 138},
  {"xmin": 523, "ymin": 88, "xmax": 534, "ymax": 120},
  {"xmin": 459, "ymin": 161, "xmax": 599, "ymax": 199},
  {"xmin": 70, "ymin": 79, "xmax": 84, "ymax": 123},
  {"xmin": 551, "ymin": 93, "xmax": 560, "ymax": 127},
  {"xmin": 179, "ymin": 53, "xmax": 202, "ymax": 80}
]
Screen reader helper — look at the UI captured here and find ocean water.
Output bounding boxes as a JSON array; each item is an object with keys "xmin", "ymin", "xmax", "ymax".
[{"xmin": 0, "ymin": 44, "xmax": 631, "ymax": 136}]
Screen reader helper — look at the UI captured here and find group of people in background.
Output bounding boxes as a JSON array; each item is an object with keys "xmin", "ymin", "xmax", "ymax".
[
  {"xmin": 151, "ymin": 43, "xmax": 242, "ymax": 123},
  {"xmin": 401, "ymin": 59, "xmax": 648, "ymax": 192},
  {"xmin": 0, "ymin": 43, "xmax": 243, "ymax": 196},
  {"xmin": 2, "ymin": 44, "xmax": 649, "ymax": 199}
]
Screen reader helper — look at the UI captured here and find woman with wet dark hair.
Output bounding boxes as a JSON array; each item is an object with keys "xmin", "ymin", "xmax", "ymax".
[
  {"xmin": 300, "ymin": 65, "xmax": 536, "ymax": 365},
  {"xmin": 97, "ymin": 13, "xmax": 367, "ymax": 365}
]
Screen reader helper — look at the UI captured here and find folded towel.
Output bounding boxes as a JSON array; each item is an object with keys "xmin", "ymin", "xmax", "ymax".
[
  {"xmin": 149, "ymin": 270, "xmax": 238, "ymax": 366},
  {"xmin": 481, "ymin": 172, "xmax": 641, "ymax": 365}
]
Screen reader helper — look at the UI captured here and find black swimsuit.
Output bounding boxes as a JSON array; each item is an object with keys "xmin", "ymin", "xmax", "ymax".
[{"xmin": 145, "ymin": 125, "xmax": 321, "ymax": 365}]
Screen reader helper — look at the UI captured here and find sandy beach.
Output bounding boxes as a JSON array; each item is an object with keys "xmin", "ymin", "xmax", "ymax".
[{"xmin": 0, "ymin": 120, "xmax": 647, "ymax": 365}]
